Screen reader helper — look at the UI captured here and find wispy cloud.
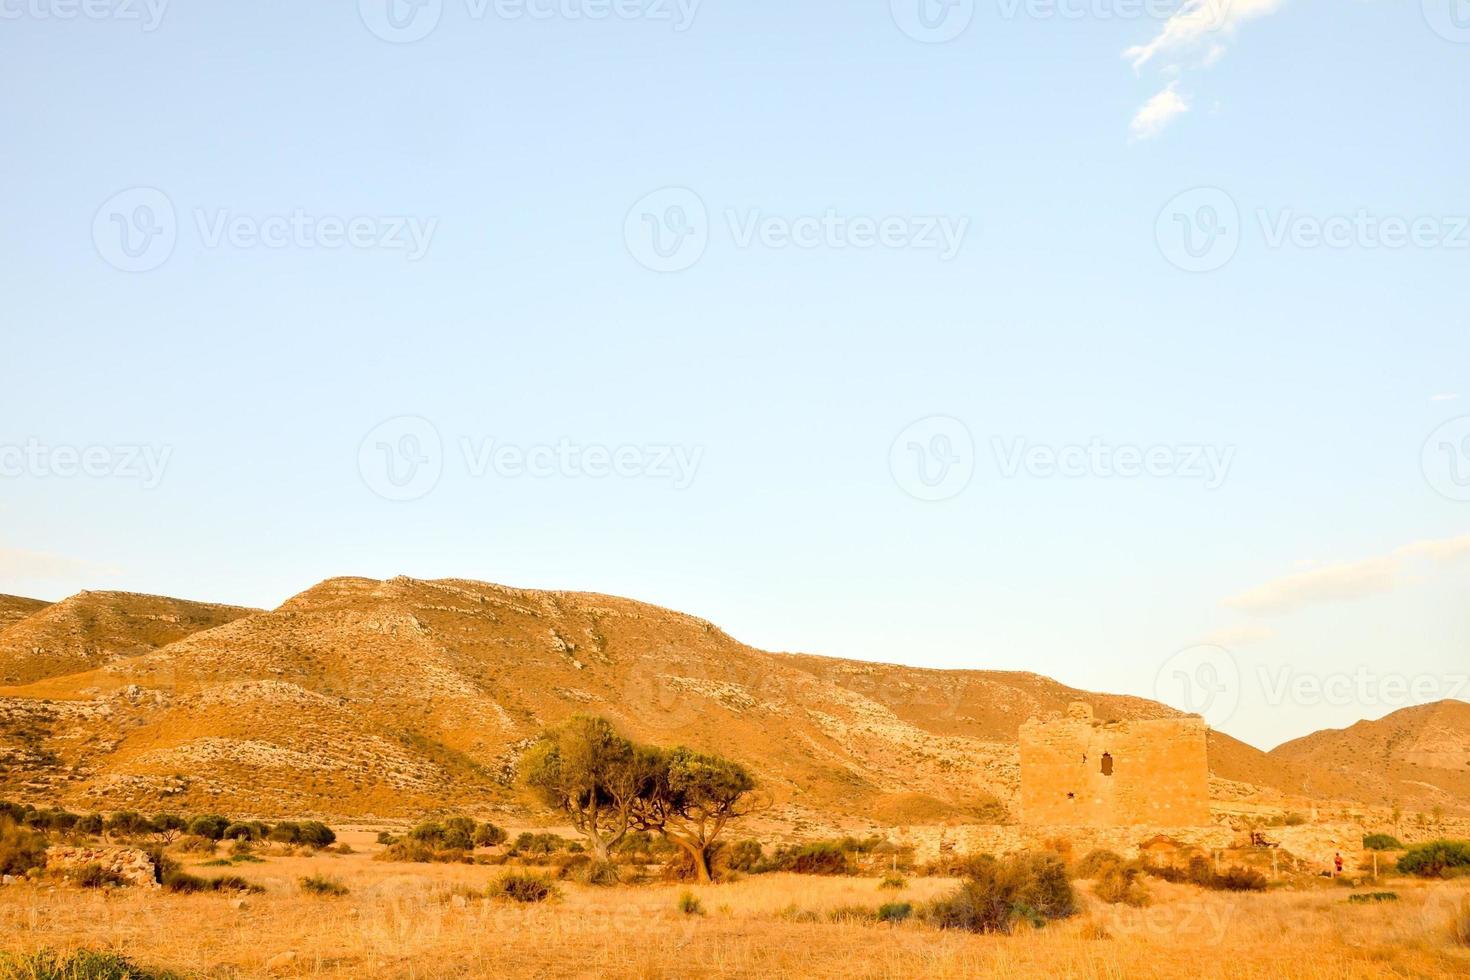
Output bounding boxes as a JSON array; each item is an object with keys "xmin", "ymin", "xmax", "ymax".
[
  {"xmin": 1222, "ymin": 533, "xmax": 1470, "ymax": 616},
  {"xmin": 0, "ymin": 547, "xmax": 121, "ymax": 586},
  {"xmin": 1431, "ymin": 393, "xmax": 1460, "ymax": 402},
  {"xmin": 1201, "ymin": 623, "xmax": 1277, "ymax": 647},
  {"xmin": 1130, "ymin": 82, "xmax": 1191, "ymax": 142},
  {"xmin": 1123, "ymin": 0, "xmax": 1288, "ymax": 138}
]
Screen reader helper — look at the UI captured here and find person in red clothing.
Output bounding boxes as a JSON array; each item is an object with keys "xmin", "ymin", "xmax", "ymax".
[{"xmin": 1334, "ymin": 852, "xmax": 1344, "ymax": 876}]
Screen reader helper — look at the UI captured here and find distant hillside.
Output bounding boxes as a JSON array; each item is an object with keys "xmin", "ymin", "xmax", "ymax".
[
  {"xmin": 1269, "ymin": 700, "xmax": 1470, "ymax": 814},
  {"xmin": 0, "ymin": 576, "xmax": 1460, "ymax": 824},
  {"xmin": 0, "ymin": 595, "xmax": 49, "ymax": 633},
  {"xmin": 0, "ymin": 591, "xmax": 259, "ymax": 685}
]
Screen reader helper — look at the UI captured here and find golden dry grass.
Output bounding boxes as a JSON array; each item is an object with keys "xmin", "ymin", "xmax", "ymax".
[{"xmin": 2, "ymin": 833, "xmax": 1469, "ymax": 979}]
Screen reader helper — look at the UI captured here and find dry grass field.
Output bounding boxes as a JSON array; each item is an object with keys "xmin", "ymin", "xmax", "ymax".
[{"xmin": 2, "ymin": 831, "xmax": 1468, "ymax": 979}]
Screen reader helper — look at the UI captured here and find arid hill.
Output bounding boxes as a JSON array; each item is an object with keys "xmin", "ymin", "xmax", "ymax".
[
  {"xmin": 0, "ymin": 594, "xmax": 49, "ymax": 633},
  {"xmin": 0, "ymin": 591, "xmax": 258, "ymax": 686},
  {"xmin": 0, "ymin": 576, "xmax": 1462, "ymax": 825},
  {"xmin": 1269, "ymin": 700, "xmax": 1470, "ymax": 815}
]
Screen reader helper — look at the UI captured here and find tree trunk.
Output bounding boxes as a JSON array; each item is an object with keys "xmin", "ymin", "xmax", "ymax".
[{"xmin": 591, "ymin": 837, "xmax": 611, "ymax": 863}]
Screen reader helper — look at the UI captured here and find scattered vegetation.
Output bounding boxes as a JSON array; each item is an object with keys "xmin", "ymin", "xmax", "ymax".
[
  {"xmin": 1362, "ymin": 834, "xmax": 1404, "ymax": 851},
  {"xmin": 162, "ymin": 871, "xmax": 260, "ymax": 894},
  {"xmin": 677, "ymin": 891, "xmax": 705, "ymax": 916},
  {"xmin": 1144, "ymin": 856, "xmax": 1267, "ymax": 892},
  {"xmin": 1347, "ymin": 892, "xmax": 1399, "ymax": 904},
  {"xmin": 0, "ymin": 819, "xmax": 48, "ymax": 877},
  {"xmin": 0, "ymin": 948, "xmax": 180, "ymax": 980},
  {"xmin": 924, "ymin": 853, "xmax": 1077, "ymax": 934},
  {"xmin": 1094, "ymin": 862, "xmax": 1152, "ymax": 907},
  {"xmin": 1074, "ymin": 849, "xmax": 1126, "ymax": 879},
  {"xmin": 1396, "ymin": 840, "xmax": 1470, "ymax": 879},
  {"xmin": 300, "ymin": 874, "xmax": 349, "ymax": 897},
  {"xmin": 879, "ymin": 874, "xmax": 907, "ymax": 890},
  {"xmin": 878, "ymin": 901, "xmax": 914, "ymax": 923},
  {"xmin": 65, "ymin": 863, "xmax": 127, "ymax": 889},
  {"xmin": 490, "ymin": 871, "xmax": 558, "ymax": 904},
  {"xmin": 1453, "ymin": 896, "xmax": 1470, "ymax": 948}
]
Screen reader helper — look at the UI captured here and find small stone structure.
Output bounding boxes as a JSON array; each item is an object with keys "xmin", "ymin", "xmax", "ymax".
[
  {"xmin": 1019, "ymin": 701, "xmax": 1211, "ymax": 828},
  {"xmin": 45, "ymin": 845, "xmax": 159, "ymax": 889}
]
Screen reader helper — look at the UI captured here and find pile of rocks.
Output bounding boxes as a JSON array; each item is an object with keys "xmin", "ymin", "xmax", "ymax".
[{"xmin": 45, "ymin": 845, "xmax": 159, "ymax": 888}]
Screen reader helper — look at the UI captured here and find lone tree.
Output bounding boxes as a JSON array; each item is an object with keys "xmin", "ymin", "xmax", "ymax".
[
  {"xmin": 634, "ymin": 746, "xmax": 757, "ymax": 883},
  {"xmin": 521, "ymin": 715, "xmax": 654, "ymax": 863}
]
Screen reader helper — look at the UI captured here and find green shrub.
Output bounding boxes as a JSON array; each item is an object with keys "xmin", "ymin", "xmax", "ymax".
[
  {"xmin": 574, "ymin": 859, "xmax": 621, "ymax": 886},
  {"xmin": 491, "ymin": 872, "xmax": 558, "ymax": 903},
  {"xmin": 375, "ymin": 840, "xmax": 441, "ymax": 863},
  {"xmin": 222, "ymin": 822, "xmax": 259, "ymax": 842},
  {"xmin": 186, "ymin": 815, "xmax": 230, "ymax": 841},
  {"xmin": 879, "ymin": 874, "xmax": 907, "ymax": 890},
  {"xmin": 826, "ymin": 904, "xmax": 876, "ymax": 923},
  {"xmin": 1095, "ymin": 863, "xmax": 1151, "ymax": 906},
  {"xmin": 1397, "ymin": 840, "xmax": 1470, "ymax": 879},
  {"xmin": 474, "ymin": 822, "xmax": 507, "ymax": 848},
  {"xmin": 1363, "ymin": 834, "xmax": 1403, "ymax": 851},
  {"xmin": 0, "ymin": 948, "xmax": 182, "ymax": 979},
  {"xmin": 300, "ymin": 874, "xmax": 348, "ymax": 896},
  {"xmin": 677, "ymin": 891, "xmax": 704, "ymax": 916},
  {"xmin": 765, "ymin": 841, "xmax": 852, "ymax": 876},
  {"xmin": 1347, "ymin": 892, "xmax": 1399, "ymax": 904},
  {"xmin": 0, "ymin": 819, "xmax": 49, "ymax": 876},
  {"xmin": 75, "ymin": 814, "xmax": 104, "ymax": 836},
  {"xmin": 67, "ymin": 863, "xmax": 127, "ymax": 889},
  {"xmin": 103, "ymin": 812, "xmax": 153, "ymax": 838},
  {"xmin": 162, "ymin": 871, "xmax": 261, "ymax": 894},
  {"xmin": 924, "ymin": 852, "xmax": 1076, "ymax": 934},
  {"xmin": 1074, "ymin": 849, "xmax": 1126, "ymax": 879},
  {"xmin": 150, "ymin": 814, "xmax": 187, "ymax": 837},
  {"xmin": 727, "ymin": 839, "xmax": 763, "ymax": 873},
  {"xmin": 878, "ymin": 901, "xmax": 913, "ymax": 923},
  {"xmin": 175, "ymin": 835, "xmax": 217, "ymax": 855}
]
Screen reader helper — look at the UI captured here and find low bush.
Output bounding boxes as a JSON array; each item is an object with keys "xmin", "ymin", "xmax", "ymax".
[
  {"xmin": 175, "ymin": 835, "xmax": 217, "ymax": 855},
  {"xmin": 67, "ymin": 863, "xmax": 127, "ymax": 889},
  {"xmin": 376, "ymin": 831, "xmax": 399, "ymax": 846},
  {"xmin": 1363, "ymin": 834, "xmax": 1404, "ymax": 851},
  {"xmin": 920, "ymin": 852, "xmax": 998, "ymax": 879},
  {"xmin": 1074, "ymin": 849, "xmax": 1126, "ymax": 880},
  {"xmin": 1347, "ymin": 892, "xmax": 1399, "ymax": 904},
  {"xmin": 0, "ymin": 819, "xmax": 48, "ymax": 877},
  {"xmin": 879, "ymin": 874, "xmax": 907, "ymax": 890},
  {"xmin": 761, "ymin": 841, "xmax": 853, "ymax": 876},
  {"xmin": 573, "ymin": 859, "xmax": 621, "ymax": 886},
  {"xmin": 491, "ymin": 872, "xmax": 558, "ymax": 904},
  {"xmin": 511, "ymin": 832, "xmax": 568, "ymax": 857},
  {"xmin": 677, "ymin": 891, "xmax": 704, "ymax": 916},
  {"xmin": 1094, "ymin": 863, "xmax": 1151, "ymax": 907},
  {"xmin": 162, "ymin": 871, "xmax": 260, "ymax": 894},
  {"xmin": 1143, "ymin": 856, "xmax": 1266, "ymax": 892},
  {"xmin": 1397, "ymin": 840, "xmax": 1470, "ymax": 879},
  {"xmin": 474, "ymin": 822, "xmax": 507, "ymax": 848},
  {"xmin": 0, "ymin": 948, "xmax": 182, "ymax": 980},
  {"xmin": 726, "ymin": 839, "xmax": 764, "ymax": 873},
  {"xmin": 878, "ymin": 901, "xmax": 913, "ymax": 923},
  {"xmin": 827, "ymin": 904, "xmax": 876, "ymax": 924},
  {"xmin": 300, "ymin": 874, "xmax": 349, "ymax": 896},
  {"xmin": 186, "ymin": 815, "xmax": 230, "ymax": 841},
  {"xmin": 924, "ymin": 852, "xmax": 1076, "ymax": 934}
]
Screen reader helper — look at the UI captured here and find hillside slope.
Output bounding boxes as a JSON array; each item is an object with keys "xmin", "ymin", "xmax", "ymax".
[
  {"xmin": 0, "ymin": 595, "xmax": 49, "ymax": 632},
  {"xmin": 0, "ymin": 591, "xmax": 260, "ymax": 685},
  {"xmin": 0, "ymin": 576, "xmax": 1454, "ymax": 824},
  {"xmin": 1269, "ymin": 700, "xmax": 1470, "ymax": 813}
]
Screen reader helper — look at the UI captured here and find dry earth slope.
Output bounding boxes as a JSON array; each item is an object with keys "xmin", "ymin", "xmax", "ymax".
[{"xmin": 0, "ymin": 576, "xmax": 1462, "ymax": 824}]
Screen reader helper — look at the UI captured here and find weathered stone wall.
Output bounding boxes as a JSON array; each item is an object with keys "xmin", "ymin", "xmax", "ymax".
[
  {"xmin": 896, "ymin": 823, "xmax": 1235, "ymax": 864},
  {"xmin": 44, "ymin": 846, "xmax": 158, "ymax": 889},
  {"xmin": 1019, "ymin": 702, "xmax": 1210, "ymax": 828}
]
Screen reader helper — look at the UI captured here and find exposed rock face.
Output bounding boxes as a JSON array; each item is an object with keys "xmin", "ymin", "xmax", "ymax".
[{"xmin": 45, "ymin": 845, "xmax": 158, "ymax": 888}]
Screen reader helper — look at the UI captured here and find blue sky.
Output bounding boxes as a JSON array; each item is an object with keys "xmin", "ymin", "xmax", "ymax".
[{"xmin": 2, "ymin": 0, "xmax": 1467, "ymax": 750}]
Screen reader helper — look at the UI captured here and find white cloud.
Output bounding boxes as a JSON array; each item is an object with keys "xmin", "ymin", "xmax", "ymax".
[
  {"xmin": 1223, "ymin": 557, "xmax": 1399, "ymax": 615},
  {"xmin": 1130, "ymin": 83, "xmax": 1191, "ymax": 141},
  {"xmin": 1431, "ymin": 393, "xmax": 1460, "ymax": 402},
  {"xmin": 1221, "ymin": 532, "xmax": 1470, "ymax": 616},
  {"xmin": 1201, "ymin": 623, "xmax": 1277, "ymax": 647},
  {"xmin": 1123, "ymin": 0, "xmax": 1288, "ymax": 138},
  {"xmin": 0, "ymin": 547, "xmax": 120, "ymax": 586}
]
